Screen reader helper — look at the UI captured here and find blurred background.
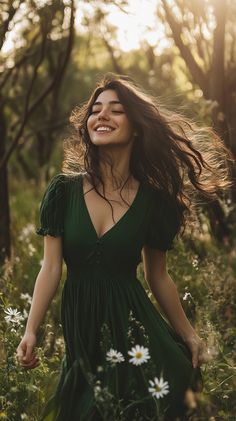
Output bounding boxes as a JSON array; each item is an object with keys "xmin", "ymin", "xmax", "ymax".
[{"xmin": 0, "ymin": 1, "xmax": 236, "ymax": 420}]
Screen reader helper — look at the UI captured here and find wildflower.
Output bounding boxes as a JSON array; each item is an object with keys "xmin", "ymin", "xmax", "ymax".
[
  {"xmin": 94, "ymin": 380, "xmax": 102, "ymax": 398},
  {"xmin": 4, "ymin": 307, "xmax": 23, "ymax": 325},
  {"xmin": 23, "ymin": 309, "xmax": 29, "ymax": 319},
  {"xmin": 128, "ymin": 345, "xmax": 150, "ymax": 366},
  {"xmin": 192, "ymin": 258, "xmax": 198, "ymax": 268},
  {"xmin": 55, "ymin": 337, "xmax": 65, "ymax": 348},
  {"xmin": 20, "ymin": 293, "xmax": 32, "ymax": 305},
  {"xmin": 10, "ymin": 328, "xmax": 17, "ymax": 333},
  {"xmin": 183, "ymin": 292, "xmax": 192, "ymax": 301},
  {"xmin": 94, "ymin": 384, "xmax": 101, "ymax": 396},
  {"xmin": 28, "ymin": 243, "xmax": 36, "ymax": 256},
  {"xmin": 148, "ymin": 376, "xmax": 169, "ymax": 399},
  {"xmin": 106, "ymin": 348, "xmax": 125, "ymax": 364},
  {"xmin": 19, "ymin": 224, "xmax": 35, "ymax": 242}
]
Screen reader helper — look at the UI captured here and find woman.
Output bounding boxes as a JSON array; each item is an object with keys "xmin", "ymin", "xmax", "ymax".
[{"xmin": 16, "ymin": 73, "xmax": 231, "ymax": 420}]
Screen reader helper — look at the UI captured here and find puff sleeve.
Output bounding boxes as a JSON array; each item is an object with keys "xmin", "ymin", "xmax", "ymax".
[
  {"xmin": 36, "ymin": 174, "xmax": 66, "ymax": 237},
  {"xmin": 145, "ymin": 189, "xmax": 181, "ymax": 251}
]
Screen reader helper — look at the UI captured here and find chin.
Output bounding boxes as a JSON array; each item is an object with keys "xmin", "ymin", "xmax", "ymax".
[
  {"xmin": 91, "ymin": 139, "xmax": 133, "ymax": 147},
  {"xmin": 91, "ymin": 138, "xmax": 128, "ymax": 147}
]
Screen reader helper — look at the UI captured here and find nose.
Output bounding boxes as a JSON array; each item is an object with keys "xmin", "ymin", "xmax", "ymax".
[{"xmin": 97, "ymin": 107, "xmax": 110, "ymax": 120}]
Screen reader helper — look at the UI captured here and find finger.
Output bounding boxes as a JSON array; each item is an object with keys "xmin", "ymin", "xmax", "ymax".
[
  {"xmin": 22, "ymin": 354, "xmax": 38, "ymax": 365},
  {"xmin": 23, "ymin": 360, "xmax": 39, "ymax": 369},
  {"xmin": 16, "ymin": 348, "xmax": 23, "ymax": 358},
  {"xmin": 16, "ymin": 350, "xmax": 26, "ymax": 364},
  {"xmin": 198, "ymin": 347, "xmax": 209, "ymax": 365},
  {"xmin": 21, "ymin": 356, "xmax": 39, "ymax": 368},
  {"xmin": 22, "ymin": 355, "xmax": 39, "ymax": 363},
  {"xmin": 23, "ymin": 359, "xmax": 40, "ymax": 370},
  {"xmin": 192, "ymin": 348, "xmax": 199, "ymax": 369},
  {"xmin": 16, "ymin": 343, "xmax": 26, "ymax": 359},
  {"xmin": 24, "ymin": 344, "xmax": 34, "ymax": 362},
  {"xmin": 16, "ymin": 350, "xmax": 24, "ymax": 363}
]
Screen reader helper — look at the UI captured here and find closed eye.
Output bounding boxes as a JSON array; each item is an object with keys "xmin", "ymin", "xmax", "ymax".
[{"xmin": 90, "ymin": 109, "xmax": 125, "ymax": 115}]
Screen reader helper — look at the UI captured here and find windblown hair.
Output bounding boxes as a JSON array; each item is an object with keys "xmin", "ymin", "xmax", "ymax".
[{"xmin": 62, "ymin": 73, "xmax": 233, "ymax": 234}]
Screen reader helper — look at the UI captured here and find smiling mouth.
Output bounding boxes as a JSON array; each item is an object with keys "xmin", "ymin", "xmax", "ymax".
[{"xmin": 95, "ymin": 126, "xmax": 115, "ymax": 133}]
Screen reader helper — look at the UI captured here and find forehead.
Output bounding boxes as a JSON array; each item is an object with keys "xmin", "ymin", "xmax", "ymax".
[{"xmin": 94, "ymin": 89, "xmax": 120, "ymax": 104}]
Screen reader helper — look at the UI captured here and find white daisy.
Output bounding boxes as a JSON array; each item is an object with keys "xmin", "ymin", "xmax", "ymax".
[
  {"xmin": 183, "ymin": 292, "xmax": 192, "ymax": 301},
  {"xmin": 128, "ymin": 345, "xmax": 150, "ymax": 366},
  {"xmin": 106, "ymin": 349, "xmax": 125, "ymax": 364},
  {"xmin": 4, "ymin": 307, "xmax": 23, "ymax": 325},
  {"xmin": 148, "ymin": 376, "xmax": 170, "ymax": 399}
]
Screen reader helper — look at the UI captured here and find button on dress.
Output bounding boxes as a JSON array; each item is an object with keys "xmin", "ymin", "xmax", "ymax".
[{"xmin": 36, "ymin": 173, "xmax": 202, "ymax": 421}]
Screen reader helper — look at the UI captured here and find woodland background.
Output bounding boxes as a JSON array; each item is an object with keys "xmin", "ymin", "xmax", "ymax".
[{"xmin": 0, "ymin": 1, "xmax": 236, "ymax": 420}]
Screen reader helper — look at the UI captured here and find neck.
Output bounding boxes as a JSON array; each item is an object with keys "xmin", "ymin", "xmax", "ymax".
[{"xmin": 98, "ymin": 144, "xmax": 134, "ymax": 190}]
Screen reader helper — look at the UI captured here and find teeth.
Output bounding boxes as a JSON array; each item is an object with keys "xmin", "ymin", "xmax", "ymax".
[{"xmin": 96, "ymin": 126, "xmax": 113, "ymax": 132}]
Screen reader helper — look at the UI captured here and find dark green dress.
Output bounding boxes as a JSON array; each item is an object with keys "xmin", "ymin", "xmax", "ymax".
[{"xmin": 36, "ymin": 173, "xmax": 202, "ymax": 421}]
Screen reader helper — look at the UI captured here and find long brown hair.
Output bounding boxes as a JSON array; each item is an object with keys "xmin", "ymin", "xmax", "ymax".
[{"xmin": 62, "ymin": 73, "xmax": 233, "ymax": 233}]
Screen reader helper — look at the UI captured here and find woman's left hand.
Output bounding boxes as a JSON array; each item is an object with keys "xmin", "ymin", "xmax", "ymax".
[{"xmin": 183, "ymin": 333, "xmax": 206, "ymax": 368}]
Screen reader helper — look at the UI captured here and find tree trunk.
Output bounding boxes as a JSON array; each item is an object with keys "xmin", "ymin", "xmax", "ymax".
[
  {"xmin": 0, "ymin": 108, "xmax": 10, "ymax": 264},
  {"xmin": 161, "ymin": 0, "xmax": 234, "ymax": 240},
  {"xmin": 206, "ymin": 199, "xmax": 231, "ymax": 242}
]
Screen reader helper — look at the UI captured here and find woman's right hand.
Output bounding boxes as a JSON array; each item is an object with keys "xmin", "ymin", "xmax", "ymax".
[{"xmin": 16, "ymin": 332, "xmax": 39, "ymax": 369}]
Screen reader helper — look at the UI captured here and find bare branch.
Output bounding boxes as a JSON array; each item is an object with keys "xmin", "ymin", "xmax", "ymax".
[
  {"xmin": 0, "ymin": 33, "xmax": 47, "ymax": 168},
  {"xmin": 0, "ymin": 1, "xmax": 20, "ymax": 50},
  {"xmin": 102, "ymin": 35, "xmax": 123, "ymax": 74},
  {"xmin": 0, "ymin": 0, "xmax": 75, "ymax": 169},
  {"xmin": 0, "ymin": 32, "xmax": 40, "ymax": 91},
  {"xmin": 161, "ymin": 0, "xmax": 209, "ymax": 97}
]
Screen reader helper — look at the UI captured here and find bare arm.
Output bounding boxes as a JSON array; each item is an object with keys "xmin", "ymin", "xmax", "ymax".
[
  {"xmin": 16, "ymin": 235, "xmax": 63, "ymax": 369},
  {"xmin": 142, "ymin": 245, "xmax": 203, "ymax": 368}
]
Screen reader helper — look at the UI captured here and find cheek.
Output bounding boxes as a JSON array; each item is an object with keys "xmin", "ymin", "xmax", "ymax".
[{"xmin": 122, "ymin": 119, "xmax": 133, "ymax": 136}]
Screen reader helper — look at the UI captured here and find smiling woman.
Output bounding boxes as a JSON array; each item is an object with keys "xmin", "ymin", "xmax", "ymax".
[
  {"xmin": 16, "ymin": 73, "xmax": 232, "ymax": 421},
  {"xmin": 87, "ymin": 91, "xmax": 134, "ymax": 148}
]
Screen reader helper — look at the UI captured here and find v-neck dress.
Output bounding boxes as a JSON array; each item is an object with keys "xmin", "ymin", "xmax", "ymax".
[{"xmin": 36, "ymin": 173, "xmax": 202, "ymax": 421}]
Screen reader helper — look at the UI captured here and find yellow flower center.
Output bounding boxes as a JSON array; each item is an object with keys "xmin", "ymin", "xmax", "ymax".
[
  {"xmin": 155, "ymin": 386, "xmax": 161, "ymax": 392},
  {"xmin": 136, "ymin": 352, "xmax": 143, "ymax": 359}
]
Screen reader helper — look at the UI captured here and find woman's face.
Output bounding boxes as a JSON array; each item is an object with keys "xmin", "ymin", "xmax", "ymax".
[{"xmin": 87, "ymin": 89, "xmax": 134, "ymax": 147}]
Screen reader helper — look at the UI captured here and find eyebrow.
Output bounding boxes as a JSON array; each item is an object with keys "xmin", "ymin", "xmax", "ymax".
[{"xmin": 92, "ymin": 100, "xmax": 122, "ymax": 106}]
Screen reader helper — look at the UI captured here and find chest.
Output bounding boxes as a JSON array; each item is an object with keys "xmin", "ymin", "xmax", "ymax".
[
  {"xmin": 62, "ymin": 179, "xmax": 150, "ymax": 270},
  {"xmin": 83, "ymin": 181, "xmax": 140, "ymax": 239}
]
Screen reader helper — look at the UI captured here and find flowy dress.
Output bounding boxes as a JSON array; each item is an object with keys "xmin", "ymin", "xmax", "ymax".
[{"xmin": 36, "ymin": 173, "xmax": 202, "ymax": 421}]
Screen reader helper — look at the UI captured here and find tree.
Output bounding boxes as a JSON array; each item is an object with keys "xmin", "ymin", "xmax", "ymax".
[
  {"xmin": 0, "ymin": 0, "xmax": 75, "ymax": 263},
  {"xmin": 158, "ymin": 0, "xmax": 235, "ymax": 239},
  {"xmin": 159, "ymin": 0, "xmax": 235, "ymax": 158}
]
